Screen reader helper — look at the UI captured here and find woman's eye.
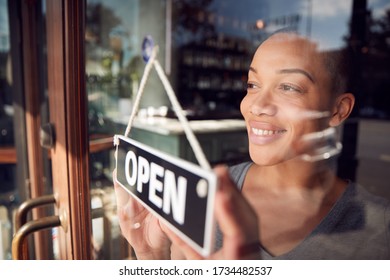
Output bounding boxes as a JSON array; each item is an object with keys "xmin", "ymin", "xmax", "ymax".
[
  {"xmin": 280, "ymin": 83, "xmax": 302, "ymax": 93},
  {"xmin": 247, "ymin": 83, "xmax": 259, "ymax": 90}
]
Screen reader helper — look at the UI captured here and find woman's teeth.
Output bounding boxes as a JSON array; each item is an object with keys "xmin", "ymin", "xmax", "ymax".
[{"xmin": 251, "ymin": 127, "xmax": 286, "ymax": 136}]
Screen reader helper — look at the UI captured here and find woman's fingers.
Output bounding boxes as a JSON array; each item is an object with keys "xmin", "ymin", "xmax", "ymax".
[
  {"xmin": 113, "ymin": 169, "xmax": 147, "ymax": 221},
  {"xmin": 213, "ymin": 165, "xmax": 260, "ymax": 259},
  {"xmin": 161, "ymin": 165, "xmax": 260, "ymax": 259},
  {"xmin": 214, "ymin": 165, "xmax": 259, "ymax": 240},
  {"xmin": 113, "ymin": 169, "xmax": 130, "ymax": 206},
  {"xmin": 160, "ymin": 222, "xmax": 203, "ymax": 260}
]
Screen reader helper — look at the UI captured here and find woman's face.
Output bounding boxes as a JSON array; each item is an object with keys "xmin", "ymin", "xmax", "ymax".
[{"xmin": 240, "ymin": 34, "xmax": 335, "ymax": 166}]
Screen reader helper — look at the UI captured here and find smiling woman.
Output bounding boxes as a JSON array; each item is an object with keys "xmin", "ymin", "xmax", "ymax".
[
  {"xmin": 221, "ymin": 32, "xmax": 389, "ymax": 260},
  {"xmin": 241, "ymin": 32, "xmax": 354, "ymax": 165}
]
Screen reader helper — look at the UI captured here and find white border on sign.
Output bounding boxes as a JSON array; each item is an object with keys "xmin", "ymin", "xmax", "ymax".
[{"xmin": 114, "ymin": 135, "xmax": 217, "ymax": 257}]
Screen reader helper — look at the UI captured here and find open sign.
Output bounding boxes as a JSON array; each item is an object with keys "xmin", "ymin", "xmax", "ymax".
[{"xmin": 114, "ymin": 135, "xmax": 217, "ymax": 256}]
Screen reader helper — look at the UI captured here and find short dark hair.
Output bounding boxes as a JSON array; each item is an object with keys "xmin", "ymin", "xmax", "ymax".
[
  {"xmin": 322, "ymin": 49, "xmax": 351, "ymax": 96},
  {"xmin": 267, "ymin": 29, "xmax": 351, "ymax": 96}
]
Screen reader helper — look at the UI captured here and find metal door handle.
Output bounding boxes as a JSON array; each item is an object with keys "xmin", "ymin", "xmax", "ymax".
[
  {"xmin": 12, "ymin": 194, "xmax": 63, "ymax": 260},
  {"xmin": 15, "ymin": 194, "xmax": 56, "ymax": 231},
  {"xmin": 12, "ymin": 194, "xmax": 111, "ymax": 260},
  {"xmin": 12, "ymin": 215, "xmax": 61, "ymax": 260}
]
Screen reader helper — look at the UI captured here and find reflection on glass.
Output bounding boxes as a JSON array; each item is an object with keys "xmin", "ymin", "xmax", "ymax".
[
  {"xmin": 85, "ymin": 0, "xmax": 390, "ymax": 259},
  {"xmin": 86, "ymin": 0, "xmax": 170, "ymax": 260}
]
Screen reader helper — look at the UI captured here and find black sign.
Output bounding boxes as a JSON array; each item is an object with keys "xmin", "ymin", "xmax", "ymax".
[{"xmin": 114, "ymin": 135, "xmax": 217, "ymax": 256}]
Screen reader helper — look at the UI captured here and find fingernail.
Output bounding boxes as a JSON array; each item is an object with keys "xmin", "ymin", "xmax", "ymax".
[{"xmin": 132, "ymin": 222, "xmax": 141, "ymax": 229}]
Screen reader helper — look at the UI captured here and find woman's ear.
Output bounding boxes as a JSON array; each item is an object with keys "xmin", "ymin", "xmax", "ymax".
[{"xmin": 329, "ymin": 93, "xmax": 355, "ymax": 127}]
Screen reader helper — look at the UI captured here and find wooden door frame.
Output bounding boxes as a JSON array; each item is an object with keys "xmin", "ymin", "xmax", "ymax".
[
  {"xmin": 46, "ymin": 0, "xmax": 92, "ymax": 259},
  {"xmin": 20, "ymin": 0, "xmax": 50, "ymax": 260}
]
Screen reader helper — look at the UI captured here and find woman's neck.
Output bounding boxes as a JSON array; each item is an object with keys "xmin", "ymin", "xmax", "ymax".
[{"xmin": 245, "ymin": 159, "xmax": 345, "ymax": 203}]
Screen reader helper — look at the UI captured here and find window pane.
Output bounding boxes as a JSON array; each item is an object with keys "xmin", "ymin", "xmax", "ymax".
[{"xmin": 85, "ymin": 0, "xmax": 390, "ymax": 260}]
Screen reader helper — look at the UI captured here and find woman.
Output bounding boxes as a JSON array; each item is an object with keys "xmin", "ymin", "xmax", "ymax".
[{"xmin": 114, "ymin": 32, "xmax": 390, "ymax": 259}]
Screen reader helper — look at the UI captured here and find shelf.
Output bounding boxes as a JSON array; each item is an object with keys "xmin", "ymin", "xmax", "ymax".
[
  {"xmin": 177, "ymin": 38, "xmax": 250, "ymax": 112},
  {"xmin": 179, "ymin": 64, "xmax": 248, "ymax": 73},
  {"xmin": 0, "ymin": 135, "xmax": 114, "ymax": 164},
  {"xmin": 89, "ymin": 136, "xmax": 114, "ymax": 153},
  {"xmin": 0, "ymin": 147, "xmax": 17, "ymax": 164}
]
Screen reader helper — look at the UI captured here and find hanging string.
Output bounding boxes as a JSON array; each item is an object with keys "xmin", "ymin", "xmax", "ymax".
[
  {"xmin": 123, "ymin": 46, "xmax": 158, "ymax": 138},
  {"xmin": 120, "ymin": 46, "xmax": 211, "ymax": 171},
  {"xmin": 153, "ymin": 58, "xmax": 211, "ymax": 171}
]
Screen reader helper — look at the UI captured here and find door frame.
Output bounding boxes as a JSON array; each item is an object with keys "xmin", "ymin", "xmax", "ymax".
[{"xmin": 46, "ymin": 0, "xmax": 92, "ymax": 259}]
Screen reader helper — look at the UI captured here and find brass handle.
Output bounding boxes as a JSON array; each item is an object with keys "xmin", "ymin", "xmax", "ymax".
[
  {"xmin": 12, "ymin": 194, "xmax": 60, "ymax": 260},
  {"xmin": 12, "ymin": 196, "xmax": 109, "ymax": 259},
  {"xmin": 15, "ymin": 194, "xmax": 56, "ymax": 231},
  {"xmin": 12, "ymin": 216, "xmax": 61, "ymax": 260}
]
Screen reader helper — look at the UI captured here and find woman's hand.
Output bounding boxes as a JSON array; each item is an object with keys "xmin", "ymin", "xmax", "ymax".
[
  {"xmin": 113, "ymin": 169, "xmax": 171, "ymax": 259},
  {"xmin": 161, "ymin": 165, "xmax": 261, "ymax": 260}
]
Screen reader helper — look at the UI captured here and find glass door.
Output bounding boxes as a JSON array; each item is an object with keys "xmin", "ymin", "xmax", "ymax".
[
  {"xmin": 44, "ymin": 0, "xmax": 93, "ymax": 259},
  {"xmin": 45, "ymin": 0, "xmax": 132, "ymax": 259},
  {"xmin": 3, "ymin": 0, "xmax": 94, "ymax": 260},
  {"xmin": 84, "ymin": 0, "xmax": 169, "ymax": 259},
  {"xmin": 1, "ymin": 0, "xmax": 54, "ymax": 260},
  {"xmin": 3, "ymin": 0, "xmax": 132, "ymax": 260}
]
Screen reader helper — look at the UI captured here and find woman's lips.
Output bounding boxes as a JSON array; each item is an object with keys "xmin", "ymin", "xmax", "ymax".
[{"xmin": 248, "ymin": 121, "xmax": 287, "ymax": 145}]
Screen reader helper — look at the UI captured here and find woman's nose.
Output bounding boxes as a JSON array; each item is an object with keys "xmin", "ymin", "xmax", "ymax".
[{"xmin": 249, "ymin": 92, "xmax": 277, "ymax": 116}]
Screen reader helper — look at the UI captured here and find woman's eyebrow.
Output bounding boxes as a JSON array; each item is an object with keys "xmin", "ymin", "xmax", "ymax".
[
  {"xmin": 277, "ymin": 68, "xmax": 315, "ymax": 83},
  {"xmin": 249, "ymin": 66, "xmax": 257, "ymax": 73}
]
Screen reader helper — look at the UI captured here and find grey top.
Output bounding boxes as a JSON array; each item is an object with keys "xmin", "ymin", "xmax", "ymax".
[{"xmin": 214, "ymin": 162, "xmax": 390, "ymax": 260}]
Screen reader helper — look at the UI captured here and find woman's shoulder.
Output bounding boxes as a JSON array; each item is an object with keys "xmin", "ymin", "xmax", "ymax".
[
  {"xmin": 228, "ymin": 161, "xmax": 253, "ymax": 190},
  {"xmin": 351, "ymin": 183, "xmax": 390, "ymax": 218},
  {"xmin": 342, "ymin": 182, "xmax": 390, "ymax": 233}
]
